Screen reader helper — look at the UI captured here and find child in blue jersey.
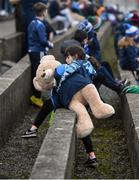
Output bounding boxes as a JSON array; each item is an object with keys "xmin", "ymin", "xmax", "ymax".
[
  {"xmin": 53, "ymin": 47, "xmax": 96, "ymax": 108},
  {"xmin": 28, "ymin": 2, "xmax": 54, "ymax": 108},
  {"xmin": 64, "ymin": 30, "xmax": 129, "ymax": 94},
  {"xmin": 22, "ymin": 46, "xmax": 98, "ymax": 168},
  {"xmin": 118, "ymin": 25, "xmax": 139, "ymax": 84}
]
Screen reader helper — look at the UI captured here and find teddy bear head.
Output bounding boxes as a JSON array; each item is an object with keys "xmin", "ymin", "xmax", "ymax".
[{"xmin": 33, "ymin": 55, "xmax": 61, "ymax": 92}]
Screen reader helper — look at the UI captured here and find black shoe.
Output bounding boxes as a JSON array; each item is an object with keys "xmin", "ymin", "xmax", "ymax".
[
  {"xmin": 21, "ymin": 129, "xmax": 37, "ymax": 138},
  {"xmin": 84, "ymin": 158, "xmax": 98, "ymax": 168},
  {"xmin": 117, "ymin": 81, "xmax": 131, "ymax": 96}
]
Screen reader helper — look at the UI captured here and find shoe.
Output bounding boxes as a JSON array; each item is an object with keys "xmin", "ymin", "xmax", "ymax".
[
  {"xmin": 56, "ymin": 28, "xmax": 68, "ymax": 35},
  {"xmin": 84, "ymin": 157, "xmax": 98, "ymax": 168},
  {"xmin": 117, "ymin": 78, "xmax": 131, "ymax": 86},
  {"xmin": 21, "ymin": 129, "xmax": 37, "ymax": 138},
  {"xmin": 118, "ymin": 84, "xmax": 129, "ymax": 96},
  {"xmin": 30, "ymin": 95, "xmax": 43, "ymax": 108},
  {"xmin": 117, "ymin": 78, "xmax": 131, "ymax": 95},
  {"xmin": 122, "ymin": 85, "xmax": 139, "ymax": 94},
  {"xmin": 122, "ymin": 78, "xmax": 131, "ymax": 86}
]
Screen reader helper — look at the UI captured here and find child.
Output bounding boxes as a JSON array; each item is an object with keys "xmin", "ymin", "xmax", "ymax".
[
  {"xmin": 77, "ymin": 19, "xmax": 102, "ymax": 62},
  {"xmin": 22, "ymin": 46, "xmax": 98, "ymax": 168},
  {"xmin": 61, "ymin": 30, "xmax": 129, "ymax": 95},
  {"xmin": 118, "ymin": 25, "xmax": 139, "ymax": 84},
  {"xmin": 74, "ymin": 28, "xmax": 115, "ymax": 78},
  {"xmin": 28, "ymin": 2, "xmax": 54, "ymax": 108}
]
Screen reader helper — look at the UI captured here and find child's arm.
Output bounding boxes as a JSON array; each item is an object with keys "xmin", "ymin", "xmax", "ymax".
[
  {"xmin": 55, "ymin": 61, "xmax": 81, "ymax": 81},
  {"xmin": 37, "ymin": 23, "xmax": 53, "ymax": 49},
  {"xmin": 55, "ymin": 61, "xmax": 81, "ymax": 92}
]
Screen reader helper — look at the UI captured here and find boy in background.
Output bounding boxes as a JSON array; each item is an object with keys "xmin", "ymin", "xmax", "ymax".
[{"xmin": 28, "ymin": 2, "xmax": 54, "ymax": 107}]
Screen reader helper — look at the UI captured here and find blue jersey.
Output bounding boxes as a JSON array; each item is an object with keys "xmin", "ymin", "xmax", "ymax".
[
  {"xmin": 119, "ymin": 45, "xmax": 139, "ymax": 71},
  {"xmin": 28, "ymin": 18, "xmax": 49, "ymax": 53},
  {"xmin": 52, "ymin": 60, "xmax": 96, "ymax": 108}
]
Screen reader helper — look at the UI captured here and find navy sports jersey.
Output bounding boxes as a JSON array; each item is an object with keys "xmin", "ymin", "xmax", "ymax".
[
  {"xmin": 28, "ymin": 18, "xmax": 50, "ymax": 53},
  {"xmin": 52, "ymin": 60, "xmax": 96, "ymax": 108}
]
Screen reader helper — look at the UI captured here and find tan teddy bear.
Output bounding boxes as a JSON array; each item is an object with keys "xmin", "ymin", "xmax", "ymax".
[{"xmin": 33, "ymin": 55, "xmax": 115, "ymax": 138}]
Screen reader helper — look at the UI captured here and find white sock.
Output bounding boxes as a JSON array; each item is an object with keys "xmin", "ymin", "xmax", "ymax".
[{"xmin": 30, "ymin": 126, "xmax": 37, "ymax": 131}]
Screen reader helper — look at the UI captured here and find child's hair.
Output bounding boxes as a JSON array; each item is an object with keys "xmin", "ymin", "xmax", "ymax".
[
  {"xmin": 65, "ymin": 45, "xmax": 85, "ymax": 60},
  {"xmin": 74, "ymin": 30, "xmax": 88, "ymax": 43},
  {"xmin": 88, "ymin": 56, "xmax": 100, "ymax": 69},
  {"xmin": 33, "ymin": 2, "xmax": 47, "ymax": 16},
  {"xmin": 118, "ymin": 36, "xmax": 136, "ymax": 48}
]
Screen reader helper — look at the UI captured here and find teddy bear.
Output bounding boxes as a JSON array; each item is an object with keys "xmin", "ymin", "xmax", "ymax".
[{"xmin": 33, "ymin": 55, "xmax": 115, "ymax": 138}]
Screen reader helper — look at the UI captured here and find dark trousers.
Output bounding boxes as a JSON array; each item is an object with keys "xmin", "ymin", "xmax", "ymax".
[
  {"xmin": 101, "ymin": 61, "xmax": 115, "ymax": 79},
  {"xmin": 33, "ymin": 98, "xmax": 94, "ymax": 153},
  {"xmin": 94, "ymin": 65, "xmax": 121, "ymax": 93},
  {"xmin": 29, "ymin": 52, "xmax": 42, "ymax": 98},
  {"xmin": 81, "ymin": 135, "xmax": 94, "ymax": 153},
  {"xmin": 33, "ymin": 98, "xmax": 54, "ymax": 127}
]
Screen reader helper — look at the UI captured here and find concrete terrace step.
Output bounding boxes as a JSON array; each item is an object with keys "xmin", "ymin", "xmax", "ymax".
[{"xmin": 118, "ymin": 67, "xmax": 139, "ymax": 178}]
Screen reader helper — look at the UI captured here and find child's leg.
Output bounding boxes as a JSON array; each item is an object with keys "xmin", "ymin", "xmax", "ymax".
[
  {"xmin": 96, "ymin": 66, "xmax": 126, "ymax": 94},
  {"xmin": 33, "ymin": 98, "xmax": 54, "ymax": 128},
  {"xmin": 29, "ymin": 52, "xmax": 41, "ymax": 98},
  {"xmin": 21, "ymin": 98, "xmax": 54, "ymax": 138},
  {"xmin": 81, "ymin": 135, "xmax": 98, "ymax": 168},
  {"xmin": 101, "ymin": 61, "xmax": 115, "ymax": 79},
  {"xmin": 81, "ymin": 135, "xmax": 95, "ymax": 157}
]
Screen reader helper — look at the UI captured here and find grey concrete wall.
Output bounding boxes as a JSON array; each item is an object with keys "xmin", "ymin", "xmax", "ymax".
[
  {"xmin": 118, "ymin": 68, "xmax": 139, "ymax": 178},
  {"xmin": 30, "ymin": 109, "xmax": 76, "ymax": 179},
  {"xmin": 0, "ymin": 20, "xmax": 64, "ymax": 65},
  {"xmin": 0, "ymin": 56, "xmax": 31, "ymax": 145},
  {"xmin": 1, "ymin": 32, "xmax": 25, "ymax": 62},
  {"xmin": 0, "ymin": 40, "xmax": 3, "ymax": 60},
  {"xmin": 98, "ymin": 22, "xmax": 112, "ymax": 49},
  {"xmin": 0, "ymin": 40, "xmax": 3, "ymax": 69}
]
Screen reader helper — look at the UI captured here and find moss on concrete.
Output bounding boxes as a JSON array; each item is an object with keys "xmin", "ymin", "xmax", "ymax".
[
  {"xmin": 0, "ymin": 106, "xmax": 50, "ymax": 179},
  {"xmin": 102, "ymin": 34, "xmax": 119, "ymax": 75}
]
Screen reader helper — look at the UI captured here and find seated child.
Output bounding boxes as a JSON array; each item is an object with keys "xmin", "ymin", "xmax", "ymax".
[{"xmin": 61, "ymin": 37, "xmax": 129, "ymax": 95}]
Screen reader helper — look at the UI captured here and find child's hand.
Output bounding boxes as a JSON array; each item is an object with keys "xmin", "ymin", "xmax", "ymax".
[{"xmin": 48, "ymin": 41, "xmax": 54, "ymax": 49}]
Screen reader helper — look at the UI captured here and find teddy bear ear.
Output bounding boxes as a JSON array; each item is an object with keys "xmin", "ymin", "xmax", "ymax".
[
  {"xmin": 33, "ymin": 77, "xmax": 43, "ymax": 91},
  {"xmin": 40, "ymin": 55, "xmax": 56, "ymax": 63}
]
